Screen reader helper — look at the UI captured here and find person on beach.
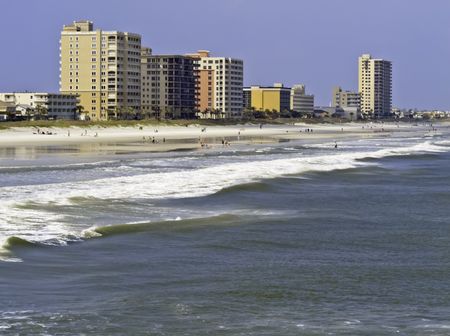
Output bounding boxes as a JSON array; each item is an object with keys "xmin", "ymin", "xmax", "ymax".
[
  {"xmin": 334, "ymin": 141, "xmax": 338, "ymax": 149},
  {"xmin": 67, "ymin": 130, "xmax": 70, "ymax": 137}
]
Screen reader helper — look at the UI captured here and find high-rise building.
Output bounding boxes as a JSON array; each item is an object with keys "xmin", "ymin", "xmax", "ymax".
[
  {"xmin": 291, "ymin": 84, "xmax": 314, "ymax": 115},
  {"xmin": 60, "ymin": 21, "xmax": 141, "ymax": 121},
  {"xmin": 358, "ymin": 54, "xmax": 392, "ymax": 118},
  {"xmin": 187, "ymin": 50, "xmax": 243, "ymax": 119},
  {"xmin": 332, "ymin": 86, "xmax": 360, "ymax": 108},
  {"xmin": 141, "ymin": 48, "xmax": 196, "ymax": 119},
  {"xmin": 243, "ymin": 83, "xmax": 291, "ymax": 112}
]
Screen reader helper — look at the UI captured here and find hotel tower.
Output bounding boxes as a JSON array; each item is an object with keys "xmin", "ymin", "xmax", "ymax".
[
  {"xmin": 60, "ymin": 21, "xmax": 141, "ymax": 120},
  {"xmin": 358, "ymin": 54, "xmax": 392, "ymax": 118}
]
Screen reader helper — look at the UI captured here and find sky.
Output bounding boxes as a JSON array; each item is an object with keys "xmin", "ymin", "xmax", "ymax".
[{"xmin": 1, "ymin": 0, "xmax": 449, "ymax": 109}]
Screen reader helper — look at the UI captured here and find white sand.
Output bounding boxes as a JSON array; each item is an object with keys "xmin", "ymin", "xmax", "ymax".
[{"xmin": 0, "ymin": 122, "xmax": 439, "ymax": 152}]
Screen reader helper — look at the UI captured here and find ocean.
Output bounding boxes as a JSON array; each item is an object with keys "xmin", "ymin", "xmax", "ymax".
[{"xmin": 0, "ymin": 125, "xmax": 449, "ymax": 335}]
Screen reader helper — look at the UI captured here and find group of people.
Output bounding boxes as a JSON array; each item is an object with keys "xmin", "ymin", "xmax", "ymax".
[
  {"xmin": 142, "ymin": 136, "xmax": 165, "ymax": 144},
  {"xmin": 33, "ymin": 128, "xmax": 54, "ymax": 135}
]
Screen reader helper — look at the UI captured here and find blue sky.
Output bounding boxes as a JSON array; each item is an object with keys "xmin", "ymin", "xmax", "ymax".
[{"xmin": 1, "ymin": 0, "xmax": 449, "ymax": 109}]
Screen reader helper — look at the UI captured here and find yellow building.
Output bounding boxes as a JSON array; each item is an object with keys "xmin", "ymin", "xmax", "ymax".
[
  {"xmin": 60, "ymin": 21, "xmax": 141, "ymax": 121},
  {"xmin": 243, "ymin": 83, "xmax": 291, "ymax": 112}
]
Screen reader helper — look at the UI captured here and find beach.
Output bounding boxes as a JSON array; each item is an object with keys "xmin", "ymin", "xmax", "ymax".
[
  {"xmin": 0, "ymin": 121, "xmax": 439, "ymax": 154},
  {"xmin": 0, "ymin": 121, "xmax": 449, "ymax": 335}
]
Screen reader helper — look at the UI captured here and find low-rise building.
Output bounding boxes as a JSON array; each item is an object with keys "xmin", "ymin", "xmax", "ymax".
[
  {"xmin": 291, "ymin": 84, "xmax": 314, "ymax": 116},
  {"xmin": 0, "ymin": 100, "xmax": 16, "ymax": 120},
  {"xmin": 0, "ymin": 93, "xmax": 79, "ymax": 119},
  {"xmin": 243, "ymin": 83, "xmax": 291, "ymax": 113},
  {"xmin": 332, "ymin": 86, "xmax": 360, "ymax": 108}
]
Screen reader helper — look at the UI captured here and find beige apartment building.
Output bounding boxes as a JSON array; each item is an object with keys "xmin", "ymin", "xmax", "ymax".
[
  {"xmin": 332, "ymin": 86, "xmax": 360, "ymax": 109},
  {"xmin": 60, "ymin": 21, "xmax": 141, "ymax": 121},
  {"xmin": 187, "ymin": 50, "xmax": 243, "ymax": 119},
  {"xmin": 358, "ymin": 54, "xmax": 392, "ymax": 118}
]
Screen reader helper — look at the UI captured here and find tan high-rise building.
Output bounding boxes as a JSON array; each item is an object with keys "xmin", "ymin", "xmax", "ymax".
[
  {"xmin": 186, "ymin": 50, "xmax": 243, "ymax": 119},
  {"xmin": 358, "ymin": 54, "xmax": 392, "ymax": 118},
  {"xmin": 60, "ymin": 21, "xmax": 141, "ymax": 121}
]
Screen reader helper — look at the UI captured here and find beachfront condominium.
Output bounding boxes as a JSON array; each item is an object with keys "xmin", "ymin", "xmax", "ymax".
[
  {"xmin": 0, "ymin": 92, "xmax": 79, "ymax": 120},
  {"xmin": 358, "ymin": 54, "xmax": 392, "ymax": 118},
  {"xmin": 243, "ymin": 83, "xmax": 291, "ymax": 113},
  {"xmin": 141, "ymin": 48, "xmax": 196, "ymax": 119},
  {"xmin": 60, "ymin": 21, "xmax": 141, "ymax": 121},
  {"xmin": 186, "ymin": 50, "xmax": 244, "ymax": 119},
  {"xmin": 332, "ymin": 86, "xmax": 360, "ymax": 109},
  {"xmin": 290, "ymin": 84, "xmax": 314, "ymax": 115}
]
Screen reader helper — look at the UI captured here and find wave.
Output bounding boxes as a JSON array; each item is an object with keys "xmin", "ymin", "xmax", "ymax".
[{"xmin": 0, "ymin": 140, "xmax": 447, "ymax": 261}]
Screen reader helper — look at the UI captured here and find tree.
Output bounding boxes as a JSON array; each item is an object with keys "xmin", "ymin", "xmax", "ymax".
[{"xmin": 35, "ymin": 105, "xmax": 48, "ymax": 120}]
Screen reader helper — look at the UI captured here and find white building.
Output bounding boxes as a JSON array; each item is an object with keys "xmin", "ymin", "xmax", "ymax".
[{"xmin": 0, "ymin": 93, "xmax": 79, "ymax": 119}]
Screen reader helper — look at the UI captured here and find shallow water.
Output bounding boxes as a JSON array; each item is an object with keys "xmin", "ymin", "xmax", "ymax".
[{"xmin": 0, "ymin": 126, "xmax": 449, "ymax": 335}]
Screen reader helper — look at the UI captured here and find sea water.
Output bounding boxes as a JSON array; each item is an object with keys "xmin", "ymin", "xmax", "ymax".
[{"xmin": 0, "ymin": 126, "xmax": 449, "ymax": 335}]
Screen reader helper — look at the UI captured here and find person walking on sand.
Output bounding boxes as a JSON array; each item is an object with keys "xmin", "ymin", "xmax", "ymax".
[
  {"xmin": 334, "ymin": 141, "xmax": 338, "ymax": 149},
  {"xmin": 68, "ymin": 130, "xmax": 70, "ymax": 137}
]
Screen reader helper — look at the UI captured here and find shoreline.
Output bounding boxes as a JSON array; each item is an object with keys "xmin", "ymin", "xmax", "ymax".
[{"xmin": 0, "ymin": 122, "xmax": 442, "ymax": 155}]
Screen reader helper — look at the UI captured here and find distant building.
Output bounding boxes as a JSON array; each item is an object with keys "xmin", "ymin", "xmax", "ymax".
[
  {"xmin": 60, "ymin": 21, "xmax": 141, "ymax": 121},
  {"xmin": 358, "ymin": 54, "xmax": 392, "ymax": 118},
  {"xmin": 243, "ymin": 83, "xmax": 291, "ymax": 113},
  {"xmin": 141, "ymin": 48, "xmax": 196, "ymax": 119},
  {"xmin": 0, "ymin": 100, "xmax": 16, "ymax": 120},
  {"xmin": 314, "ymin": 106, "xmax": 358, "ymax": 120},
  {"xmin": 332, "ymin": 86, "xmax": 360, "ymax": 108},
  {"xmin": 291, "ymin": 84, "xmax": 314, "ymax": 115},
  {"xmin": 0, "ymin": 93, "xmax": 79, "ymax": 119},
  {"xmin": 186, "ymin": 50, "xmax": 244, "ymax": 119}
]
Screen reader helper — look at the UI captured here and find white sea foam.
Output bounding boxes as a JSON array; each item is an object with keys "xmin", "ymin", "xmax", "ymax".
[{"xmin": 0, "ymin": 141, "xmax": 447, "ymax": 258}]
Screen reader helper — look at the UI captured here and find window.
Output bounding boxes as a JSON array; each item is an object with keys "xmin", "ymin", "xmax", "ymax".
[
  {"xmin": 92, "ymin": 65, "xmax": 97, "ymax": 69},
  {"xmin": 92, "ymin": 50, "xmax": 97, "ymax": 55},
  {"xmin": 92, "ymin": 86, "xmax": 97, "ymax": 90},
  {"xmin": 92, "ymin": 44, "xmax": 97, "ymax": 48},
  {"xmin": 91, "ymin": 72, "xmax": 97, "ymax": 76},
  {"xmin": 91, "ymin": 58, "xmax": 96, "ymax": 62},
  {"xmin": 92, "ymin": 37, "xmax": 96, "ymax": 41},
  {"xmin": 92, "ymin": 79, "xmax": 96, "ymax": 83}
]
